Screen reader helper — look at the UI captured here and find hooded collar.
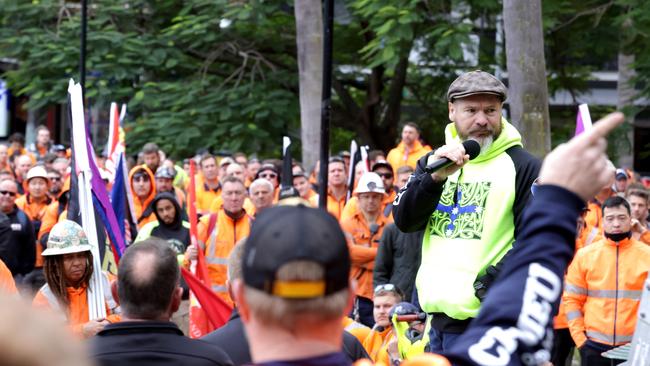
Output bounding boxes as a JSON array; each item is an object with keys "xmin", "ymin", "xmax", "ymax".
[
  {"xmin": 128, "ymin": 165, "xmax": 157, "ymax": 207},
  {"xmin": 151, "ymin": 192, "xmax": 183, "ymax": 230},
  {"xmin": 444, "ymin": 117, "xmax": 523, "ymax": 164}
]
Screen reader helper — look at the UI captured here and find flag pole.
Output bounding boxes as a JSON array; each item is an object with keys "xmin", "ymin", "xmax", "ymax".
[
  {"xmin": 318, "ymin": 0, "xmax": 334, "ymax": 209},
  {"xmin": 68, "ymin": 79, "xmax": 106, "ymax": 320},
  {"xmin": 80, "ymin": 0, "xmax": 87, "ymax": 99}
]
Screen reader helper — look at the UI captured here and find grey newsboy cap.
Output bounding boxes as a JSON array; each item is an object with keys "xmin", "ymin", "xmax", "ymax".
[{"xmin": 447, "ymin": 70, "xmax": 507, "ymax": 102}]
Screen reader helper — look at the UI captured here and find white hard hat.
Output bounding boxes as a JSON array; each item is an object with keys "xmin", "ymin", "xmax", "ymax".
[
  {"xmin": 26, "ymin": 166, "xmax": 49, "ymax": 183},
  {"xmin": 354, "ymin": 172, "xmax": 386, "ymax": 196},
  {"xmin": 42, "ymin": 220, "xmax": 92, "ymax": 256}
]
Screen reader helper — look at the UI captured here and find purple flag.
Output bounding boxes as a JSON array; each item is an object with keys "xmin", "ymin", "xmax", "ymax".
[
  {"xmin": 575, "ymin": 104, "xmax": 592, "ymax": 137},
  {"xmin": 85, "ymin": 136, "xmax": 127, "ymax": 258}
]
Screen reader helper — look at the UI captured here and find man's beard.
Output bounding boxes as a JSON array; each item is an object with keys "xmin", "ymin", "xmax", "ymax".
[
  {"xmin": 458, "ymin": 126, "xmax": 500, "ymax": 155},
  {"xmin": 475, "ymin": 135, "xmax": 494, "ymax": 155}
]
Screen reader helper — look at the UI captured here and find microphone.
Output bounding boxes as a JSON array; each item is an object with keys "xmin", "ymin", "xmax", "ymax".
[{"xmin": 424, "ymin": 140, "xmax": 481, "ymax": 174}]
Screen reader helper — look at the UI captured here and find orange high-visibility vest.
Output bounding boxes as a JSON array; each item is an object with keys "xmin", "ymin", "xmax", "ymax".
[
  {"xmin": 564, "ymin": 237, "xmax": 650, "ymax": 347},
  {"xmin": 203, "ymin": 210, "xmax": 251, "ymax": 306}
]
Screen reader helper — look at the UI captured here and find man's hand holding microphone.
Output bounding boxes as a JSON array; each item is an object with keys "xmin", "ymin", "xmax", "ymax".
[{"xmin": 426, "ymin": 140, "xmax": 481, "ymax": 182}]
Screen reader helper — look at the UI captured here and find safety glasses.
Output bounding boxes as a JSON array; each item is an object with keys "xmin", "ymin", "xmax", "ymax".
[
  {"xmin": 374, "ymin": 283, "xmax": 403, "ymax": 297},
  {"xmin": 375, "ymin": 172, "xmax": 393, "ymax": 179}
]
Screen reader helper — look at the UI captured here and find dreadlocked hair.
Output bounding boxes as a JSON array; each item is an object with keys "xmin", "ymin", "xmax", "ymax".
[{"xmin": 43, "ymin": 251, "xmax": 94, "ymax": 310}]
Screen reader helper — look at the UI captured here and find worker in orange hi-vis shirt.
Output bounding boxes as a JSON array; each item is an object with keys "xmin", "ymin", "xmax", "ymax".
[
  {"xmin": 341, "ymin": 160, "xmax": 397, "ymax": 222},
  {"xmin": 185, "ymin": 176, "xmax": 251, "ymax": 307},
  {"xmin": 32, "ymin": 220, "xmax": 120, "ymax": 338},
  {"xmin": 386, "ymin": 122, "xmax": 432, "ymax": 176},
  {"xmin": 194, "ymin": 154, "xmax": 222, "ymax": 215},
  {"xmin": 128, "ymin": 165, "xmax": 157, "ymax": 229},
  {"xmin": 627, "ymin": 188, "xmax": 650, "ymax": 244},
  {"xmin": 0, "ymin": 258, "xmax": 17, "ymax": 294},
  {"xmin": 310, "ymin": 157, "xmax": 348, "ymax": 220},
  {"xmin": 564, "ymin": 196, "xmax": 650, "ymax": 365},
  {"xmin": 15, "ymin": 166, "xmax": 53, "ymax": 267}
]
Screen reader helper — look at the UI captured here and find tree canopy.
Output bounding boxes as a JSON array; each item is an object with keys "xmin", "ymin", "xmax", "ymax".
[{"xmin": 1, "ymin": 0, "xmax": 648, "ymax": 160}]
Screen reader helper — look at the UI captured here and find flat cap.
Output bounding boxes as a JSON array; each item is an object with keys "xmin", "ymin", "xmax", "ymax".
[{"xmin": 447, "ymin": 70, "xmax": 507, "ymax": 102}]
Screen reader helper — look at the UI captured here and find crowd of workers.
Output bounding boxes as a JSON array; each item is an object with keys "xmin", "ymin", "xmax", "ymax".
[{"xmin": 0, "ymin": 71, "xmax": 648, "ymax": 366}]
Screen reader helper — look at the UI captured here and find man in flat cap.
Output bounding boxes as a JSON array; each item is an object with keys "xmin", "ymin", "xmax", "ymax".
[{"xmin": 393, "ymin": 70, "xmax": 540, "ymax": 352}]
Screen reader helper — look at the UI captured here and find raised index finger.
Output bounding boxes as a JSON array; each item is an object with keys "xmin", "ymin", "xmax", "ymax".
[{"xmin": 575, "ymin": 112, "xmax": 625, "ymax": 146}]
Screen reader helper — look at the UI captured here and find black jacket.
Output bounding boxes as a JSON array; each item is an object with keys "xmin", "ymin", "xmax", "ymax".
[
  {"xmin": 90, "ymin": 321, "xmax": 233, "ymax": 366},
  {"xmin": 0, "ymin": 213, "xmax": 14, "ymax": 273},
  {"xmin": 373, "ymin": 223, "xmax": 423, "ymax": 302},
  {"xmin": 202, "ymin": 309, "xmax": 370, "ymax": 365},
  {"xmin": 2, "ymin": 206, "xmax": 35, "ymax": 276},
  {"xmin": 149, "ymin": 192, "xmax": 191, "ymax": 254}
]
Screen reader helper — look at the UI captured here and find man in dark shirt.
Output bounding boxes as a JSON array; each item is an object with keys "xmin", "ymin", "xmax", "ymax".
[
  {"xmin": 232, "ymin": 206, "xmax": 359, "ymax": 365},
  {"xmin": 89, "ymin": 238, "xmax": 233, "ymax": 366},
  {"xmin": 202, "ymin": 238, "xmax": 369, "ymax": 365},
  {"xmin": 0, "ymin": 179, "xmax": 35, "ymax": 281}
]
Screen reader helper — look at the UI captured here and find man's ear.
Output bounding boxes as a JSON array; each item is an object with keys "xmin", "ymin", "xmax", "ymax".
[
  {"xmin": 170, "ymin": 287, "xmax": 182, "ymax": 314},
  {"xmin": 226, "ymin": 280, "xmax": 237, "ymax": 307},
  {"xmin": 448, "ymin": 101, "xmax": 456, "ymax": 122},
  {"xmin": 343, "ymin": 280, "xmax": 356, "ymax": 316},
  {"xmin": 111, "ymin": 280, "xmax": 120, "ymax": 305},
  {"xmin": 232, "ymin": 280, "xmax": 250, "ymax": 322}
]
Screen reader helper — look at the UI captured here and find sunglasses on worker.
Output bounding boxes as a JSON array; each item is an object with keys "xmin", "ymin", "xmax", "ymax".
[
  {"xmin": 133, "ymin": 174, "xmax": 150, "ymax": 182},
  {"xmin": 374, "ymin": 283, "xmax": 403, "ymax": 297},
  {"xmin": 375, "ymin": 172, "xmax": 393, "ymax": 179},
  {"xmin": 0, "ymin": 190, "xmax": 17, "ymax": 197}
]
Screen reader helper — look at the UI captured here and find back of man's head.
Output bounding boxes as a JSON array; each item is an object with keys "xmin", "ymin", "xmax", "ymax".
[
  {"xmin": 118, "ymin": 238, "xmax": 180, "ymax": 320},
  {"xmin": 239, "ymin": 205, "xmax": 352, "ymax": 330}
]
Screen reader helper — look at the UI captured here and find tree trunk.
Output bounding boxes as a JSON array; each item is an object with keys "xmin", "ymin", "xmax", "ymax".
[
  {"xmin": 503, "ymin": 0, "xmax": 551, "ymax": 157},
  {"xmin": 294, "ymin": 0, "xmax": 323, "ymax": 172},
  {"xmin": 616, "ymin": 51, "xmax": 635, "ymax": 168},
  {"xmin": 25, "ymin": 107, "xmax": 44, "ymax": 145}
]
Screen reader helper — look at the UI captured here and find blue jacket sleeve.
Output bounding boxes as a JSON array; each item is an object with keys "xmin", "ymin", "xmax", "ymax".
[{"xmin": 443, "ymin": 185, "xmax": 583, "ymax": 366}]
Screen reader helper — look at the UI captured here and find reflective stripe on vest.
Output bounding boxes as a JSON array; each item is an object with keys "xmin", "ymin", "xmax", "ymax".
[
  {"xmin": 40, "ymin": 284, "xmax": 62, "ymax": 313},
  {"xmin": 566, "ymin": 310, "xmax": 582, "ymax": 321},
  {"xmin": 564, "ymin": 283, "xmax": 587, "ymax": 296},
  {"xmin": 207, "ymin": 224, "xmax": 221, "ymax": 261},
  {"xmin": 585, "ymin": 227, "xmax": 599, "ymax": 247},
  {"xmin": 212, "ymin": 285, "xmax": 227, "ymax": 293},
  {"xmin": 206, "ymin": 257, "xmax": 228, "ymax": 265},
  {"xmin": 344, "ymin": 320, "xmax": 367, "ymax": 332},
  {"xmin": 586, "ymin": 330, "xmax": 633, "ymax": 344},
  {"xmin": 40, "ymin": 273, "xmax": 119, "ymax": 316},
  {"xmin": 587, "ymin": 289, "xmax": 642, "ymax": 300}
]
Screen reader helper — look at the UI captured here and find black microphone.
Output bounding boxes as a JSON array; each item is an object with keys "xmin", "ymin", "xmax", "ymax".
[{"xmin": 424, "ymin": 140, "xmax": 481, "ymax": 174}]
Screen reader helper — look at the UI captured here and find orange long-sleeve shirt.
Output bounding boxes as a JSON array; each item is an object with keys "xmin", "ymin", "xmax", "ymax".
[
  {"xmin": 362, "ymin": 326, "xmax": 393, "ymax": 364},
  {"xmin": 386, "ymin": 140, "xmax": 432, "ymax": 175},
  {"xmin": 33, "ymin": 285, "xmax": 120, "ymax": 338},
  {"xmin": 341, "ymin": 211, "xmax": 390, "ymax": 300},
  {"xmin": 0, "ymin": 259, "xmax": 17, "ymax": 294}
]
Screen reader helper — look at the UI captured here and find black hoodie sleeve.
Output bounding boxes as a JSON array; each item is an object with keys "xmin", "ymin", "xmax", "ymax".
[
  {"xmin": 392, "ymin": 152, "xmax": 445, "ymax": 233},
  {"xmin": 374, "ymin": 223, "xmax": 397, "ymax": 288},
  {"xmin": 506, "ymin": 146, "xmax": 541, "ymax": 239}
]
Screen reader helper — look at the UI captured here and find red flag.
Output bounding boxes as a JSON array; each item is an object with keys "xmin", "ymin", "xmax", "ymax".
[
  {"xmin": 186, "ymin": 160, "xmax": 232, "ymax": 338},
  {"xmin": 182, "ymin": 267, "xmax": 232, "ymax": 334}
]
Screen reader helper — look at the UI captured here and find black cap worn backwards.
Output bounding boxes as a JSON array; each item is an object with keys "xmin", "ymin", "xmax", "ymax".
[{"xmin": 242, "ymin": 205, "xmax": 350, "ymax": 299}]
